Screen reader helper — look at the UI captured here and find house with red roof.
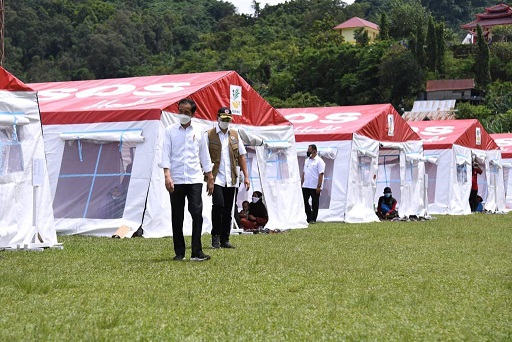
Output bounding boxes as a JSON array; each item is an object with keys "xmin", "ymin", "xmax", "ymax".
[{"xmin": 333, "ymin": 17, "xmax": 379, "ymax": 44}]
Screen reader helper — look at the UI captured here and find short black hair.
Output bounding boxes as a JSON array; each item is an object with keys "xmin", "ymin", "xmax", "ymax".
[
  {"xmin": 308, "ymin": 144, "xmax": 317, "ymax": 152},
  {"xmin": 178, "ymin": 98, "xmax": 197, "ymax": 114}
]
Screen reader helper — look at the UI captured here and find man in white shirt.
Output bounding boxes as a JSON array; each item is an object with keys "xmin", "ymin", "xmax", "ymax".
[
  {"xmin": 301, "ymin": 144, "xmax": 325, "ymax": 224},
  {"xmin": 206, "ymin": 107, "xmax": 250, "ymax": 249},
  {"xmin": 161, "ymin": 98, "xmax": 214, "ymax": 261}
]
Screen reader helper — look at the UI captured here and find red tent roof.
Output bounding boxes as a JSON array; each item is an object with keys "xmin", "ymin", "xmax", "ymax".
[
  {"xmin": 0, "ymin": 67, "xmax": 33, "ymax": 92},
  {"xmin": 408, "ymin": 119, "xmax": 499, "ymax": 150},
  {"xmin": 333, "ymin": 17, "xmax": 379, "ymax": 30},
  {"xmin": 279, "ymin": 104, "xmax": 420, "ymax": 142},
  {"xmin": 491, "ymin": 133, "xmax": 512, "ymax": 158},
  {"xmin": 29, "ymin": 71, "xmax": 289, "ymax": 126}
]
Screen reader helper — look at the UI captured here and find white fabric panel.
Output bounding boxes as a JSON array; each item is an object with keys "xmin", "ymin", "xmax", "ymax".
[
  {"xmin": 480, "ymin": 149, "xmax": 506, "ymax": 212},
  {"xmin": 59, "ymin": 130, "xmax": 144, "ymax": 143},
  {"xmin": 0, "ymin": 114, "xmax": 30, "ymax": 126},
  {"xmin": 402, "ymin": 140, "xmax": 427, "ymax": 217},
  {"xmin": 296, "ymin": 147, "xmax": 338, "ymax": 159},
  {"xmin": 345, "ymin": 134, "xmax": 380, "ymax": 223},
  {"xmin": 0, "ymin": 90, "xmax": 57, "ymax": 248}
]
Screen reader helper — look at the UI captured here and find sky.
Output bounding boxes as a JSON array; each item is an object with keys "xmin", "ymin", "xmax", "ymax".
[{"xmin": 226, "ymin": 0, "xmax": 355, "ymax": 15}]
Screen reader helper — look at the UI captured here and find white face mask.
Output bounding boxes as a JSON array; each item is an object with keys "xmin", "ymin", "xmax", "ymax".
[
  {"xmin": 178, "ymin": 114, "xmax": 191, "ymax": 125},
  {"xmin": 218, "ymin": 120, "xmax": 230, "ymax": 130},
  {"xmin": 252, "ymin": 197, "xmax": 260, "ymax": 203}
]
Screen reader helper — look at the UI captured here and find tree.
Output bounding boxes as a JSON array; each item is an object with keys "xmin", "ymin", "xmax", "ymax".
[
  {"xmin": 378, "ymin": 13, "xmax": 389, "ymax": 40},
  {"xmin": 436, "ymin": 20, "xmax": 445, "ymax": 75},
  {"xmin": 354, "ymin": 28, "xmax": 370, "ymax": 46},
  {"xmin": 426, "ymin": 16, "xmax": 437, "ymax": 72},
  {"xmin": 475, "ymin": 24, "xmax": 491, "ymax": 90}
]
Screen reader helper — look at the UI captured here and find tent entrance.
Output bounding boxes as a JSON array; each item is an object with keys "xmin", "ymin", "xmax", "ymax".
[
  {"xmin": 297, "ymin": 155, "xmax": 334, "ymax": 209},
  {"xmin": 53, "ymin": 137, "xmax": 138, "ymax": 219},
  {"xmin": 376, "ymin": 152, "xmax": 401, "ymax": 203}
]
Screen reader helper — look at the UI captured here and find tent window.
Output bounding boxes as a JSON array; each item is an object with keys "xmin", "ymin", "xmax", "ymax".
[
  {"xmin": 264, "ymin": 148, "xmax": 290, "ymax": 180},
  {"xmin": 358, "ymin": 155, "xmax": 372, "ymax": 186},
  {"xmin": 456, "ymin": 164, "xmax": 467, "ymax": 184},
  {"xmin": 425, "ymin": 163, "xmax": 437, "ymax": 204},
  {"xmin": 405, "ymin": 160, "xmax": 419, "ymax": 184},
  {"xmin": 0, "ymin": 126, "xmax": 24, "ymax": 176},
  {"xmin": 53, "ymin": 140, "xmax": 137, "ymax": 219},
  {"xmin": 377, "ymin": 154, "xmax": 401, "ymax": 203}
]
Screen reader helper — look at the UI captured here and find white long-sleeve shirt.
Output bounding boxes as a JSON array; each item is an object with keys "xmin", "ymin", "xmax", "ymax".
[{"xmin": 160, "ymin": 123, "xmax": 213, "ymax": 184}]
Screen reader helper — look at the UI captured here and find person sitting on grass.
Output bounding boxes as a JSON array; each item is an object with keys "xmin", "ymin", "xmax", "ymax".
[
  {"xmin": 376, "ymin": 187, "xmax": 399, "ymax": 220},
  {"xmin": 240, "ymin": 191, "xmax": 268, "ymax": 231}
]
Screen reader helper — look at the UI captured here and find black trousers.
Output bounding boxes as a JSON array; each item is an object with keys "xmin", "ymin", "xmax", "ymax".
[
  {"xmin": 170, "ymin": 183, "xmax": 203, "ymax": 257},
  {"xmin": 469, "ymin": 189, "xmax": 478, "ymax": 212},
  {"xmin": 302, "ymin": 187, "xmax": 320, "ymax": 222},
  {"xmin": 211, "ymin": 184, "xmax": 237, "ymax": 243}
]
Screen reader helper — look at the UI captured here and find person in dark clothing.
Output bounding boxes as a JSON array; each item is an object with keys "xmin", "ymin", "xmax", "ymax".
[
  {"xmin": 469, "ymin": 162, "xmax": 483, "ymax": 212},
  {"xmin": 240, "ymin": 191, "xmax": 268, "ymax": 231},
  {"xmin": 376, "ymin": 187, "xmax": 399, "ymax": 220}
]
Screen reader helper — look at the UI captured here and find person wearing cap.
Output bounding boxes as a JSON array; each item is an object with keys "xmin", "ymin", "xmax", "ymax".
[
  {"xmin": 161, "ymin": 98, "xmax": 214, "ymax": 262},
  {"xmin": 301, "ymin": 144, "xmax": 325, "ymax": 224},
  {"xmin": 376, "ymin": 187, "xmax": 399, "ymax": 220},
  {"xmin": 205, "ymin": 106, "xmax": 250, "ymax": 249}
]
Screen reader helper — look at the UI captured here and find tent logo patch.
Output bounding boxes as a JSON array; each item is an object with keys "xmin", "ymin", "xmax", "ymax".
[{"xmin": 230, "ymin": 85, "xmax": 242, "ymax": 116}]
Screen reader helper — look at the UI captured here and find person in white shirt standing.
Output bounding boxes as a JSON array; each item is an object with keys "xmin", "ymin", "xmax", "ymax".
[
  {"xmin": 206, "ymin": 107, "xmax": 250, "ymax": 249},
  {"xmin": 301, "ymin": 144, "xmax": 325, "ymax": 224},
  {"xmin": 161, "ymin": 98, "xmax": 214, "ymax": 261}
]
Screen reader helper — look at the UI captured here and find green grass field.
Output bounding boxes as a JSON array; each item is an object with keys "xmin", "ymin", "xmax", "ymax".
[{"xmin": 1, "ymin": 214, "xmax": 511, "ymax": 341}]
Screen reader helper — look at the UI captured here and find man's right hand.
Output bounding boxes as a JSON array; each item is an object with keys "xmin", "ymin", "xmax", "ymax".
[{"xmin": 165, "ymin": 175, "xmax": 174, "ymax": 193}]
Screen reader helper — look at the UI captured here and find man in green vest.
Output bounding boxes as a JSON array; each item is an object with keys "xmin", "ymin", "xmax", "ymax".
[{"xmin": 207, "ymin": 107, "xmax": 250, "ymax": 249}]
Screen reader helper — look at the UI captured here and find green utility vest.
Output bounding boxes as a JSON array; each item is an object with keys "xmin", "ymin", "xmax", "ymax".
[{"xmin": 206, "ymin": 128, "xmax": 240, "ymax": 185}]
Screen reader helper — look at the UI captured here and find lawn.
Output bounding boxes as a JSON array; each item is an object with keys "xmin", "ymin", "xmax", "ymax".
[{"xmin": 1, "ymin": 214, "xmax": 511, "ymax": 341}]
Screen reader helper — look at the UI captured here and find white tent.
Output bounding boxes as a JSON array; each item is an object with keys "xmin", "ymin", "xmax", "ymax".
[
  {"xmin": 280, "ymin": 104, "xmax": 427, "ymax": 223},
  {"xmin": 29, "ymin": 71, "xmax": 307, "ymax": 237},
  {"xmin": 409, "ymin": 120, "xmax": 505, "ymax": 214},
  {"xmin": 490, "ymin": 133, "xmax": 512, "ymax": 209},
  {"xmin": 0, "ymin": 67, "xmax": 57, "ymax": 248}
]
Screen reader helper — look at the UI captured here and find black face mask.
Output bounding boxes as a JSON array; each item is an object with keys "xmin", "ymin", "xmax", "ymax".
[{"xmin": 306, "ymin": 151, "xmax": 311, "ymax": 157}]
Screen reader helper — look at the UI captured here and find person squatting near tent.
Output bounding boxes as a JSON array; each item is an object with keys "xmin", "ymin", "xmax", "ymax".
[
  {"xmin": 301, "ymin": 144, "xmax": 325, "ymax": 224},
  {"xmin": 161, "ymin": 98, "xmax": 214, "ymax": 262},
  {"xmin": 206, "ymin": 107, "xmax": 250, "ymax": 249},
  {"xmin": 376, "ymin": 187, "xmax": 399, "ymax": 220},
  {"xmin": 240, "ymin": 191, "xmax": 268, "ymax": 231}
]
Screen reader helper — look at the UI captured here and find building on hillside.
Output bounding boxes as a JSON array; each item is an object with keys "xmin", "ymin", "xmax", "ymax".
[
  {"xmin": 333, "ymin": 17, "xmax": 379, "ymax": 44},
  {"xmin": 461, "ymin": 3, "xmax": 512, "ymax": 44},
  {"xmin": 422, "ymin": 79, "xmax": 483, "ymax": 103}
]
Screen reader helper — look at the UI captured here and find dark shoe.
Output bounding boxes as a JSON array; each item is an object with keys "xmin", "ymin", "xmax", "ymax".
[
  {"xmin": 212, "ymin": 235, "xmax": 221, "ymax": 249},
  {"xmin": 173, "ymin": 255, "xmax": 185, "ymax": 261},
  {"xmin": 310, "ymin": 220, "xmax": 316, "ymax": 224},
  {"xmin": 220, "ymin": 241, "xmax": 235, "ymax": 249},
  {"xmin": 191, "ymin": 251, "xmax": 211, "ymax": 261}
]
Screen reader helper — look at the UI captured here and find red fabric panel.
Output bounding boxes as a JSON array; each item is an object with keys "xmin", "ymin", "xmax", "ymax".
[
  {"xmin": 491, "ymin": 133, "xmax": 512, "ymax": 158},
  {"xmin": 280, "ymin": 104, "xmax": 420, "ymax": 142},
  {"xmin": 409, "ymin": 119, "xmax": 499, "ymax": 150},
  {"xmin": 0, "ymin": 67, "xmax": 33, "ymax": 91},
  {"xmin": 29, "ymin": 71, "xmax": 291, "ymax": 127}
]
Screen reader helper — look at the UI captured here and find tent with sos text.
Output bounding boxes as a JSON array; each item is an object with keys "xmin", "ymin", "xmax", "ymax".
[
  {"xmin": 409, "ymin": 120, "xmax": 505, "ymax": 214},
  {"xmin": 30, "ymin": 71, "xmax": 307, "ymax": 237},
  {"xmin": 280, "ymin": 104, "xmax": 426, "ymax": 223}
]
